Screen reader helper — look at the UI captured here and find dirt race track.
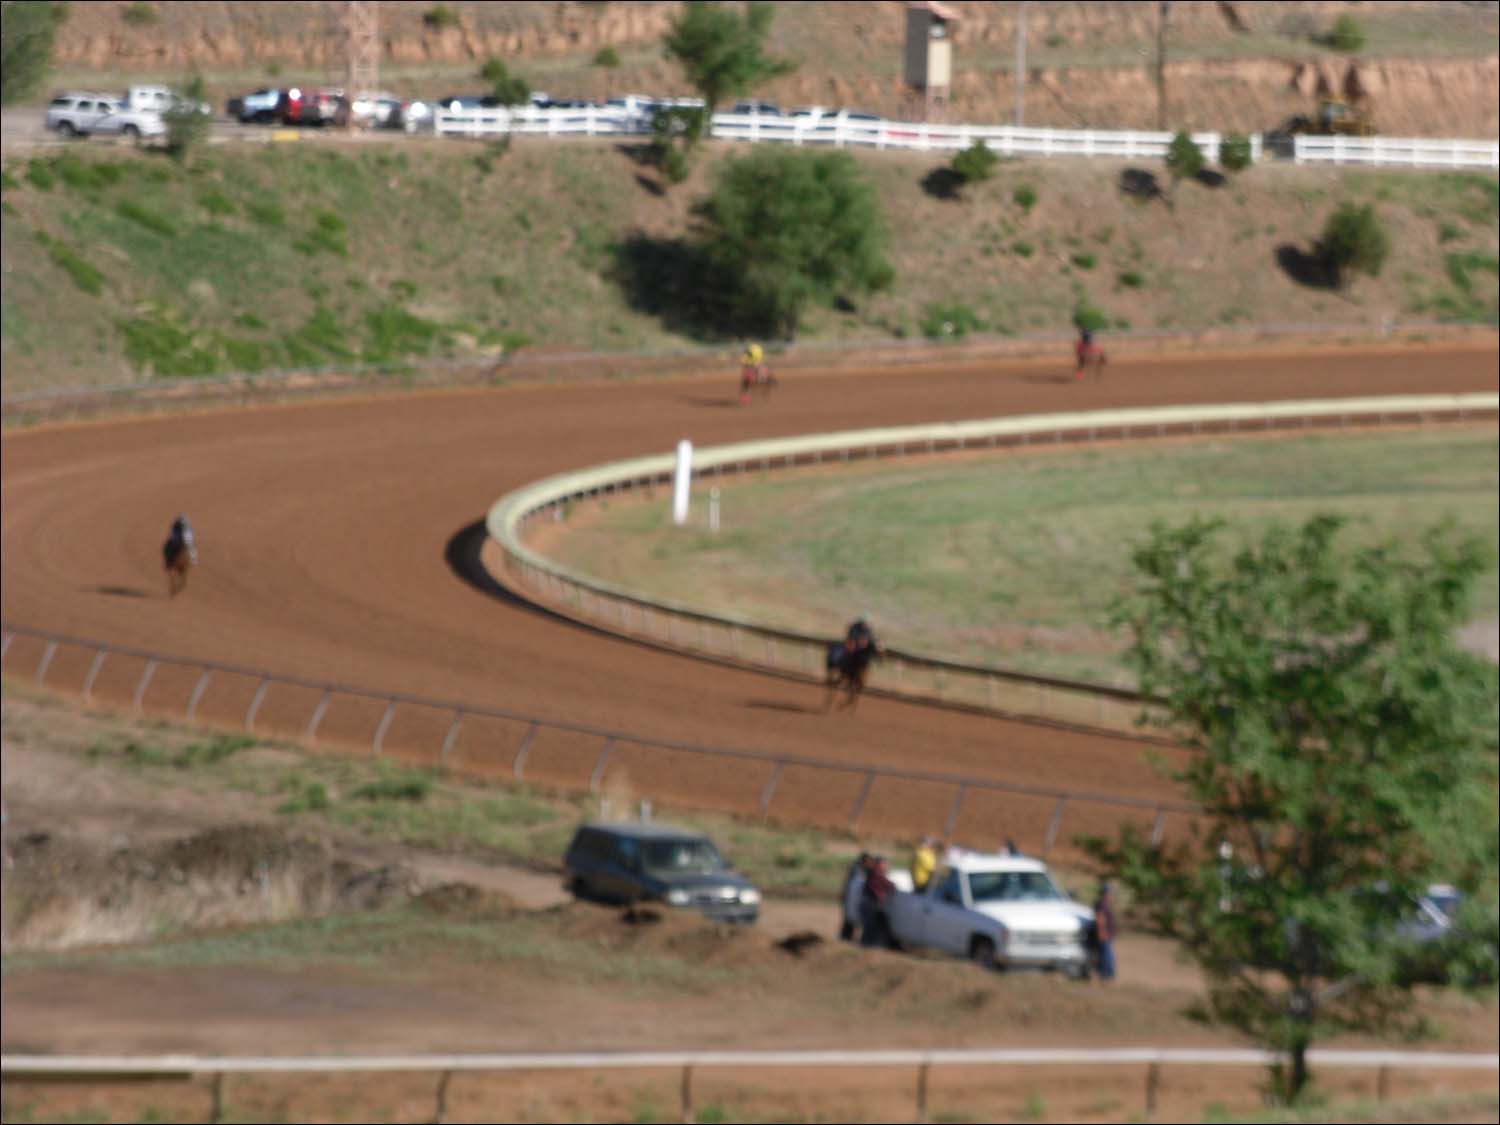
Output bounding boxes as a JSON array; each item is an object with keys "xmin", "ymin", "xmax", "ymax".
[{"xmin": 3, "ymin": 345, "xmax": 1497, "ymax": 848}]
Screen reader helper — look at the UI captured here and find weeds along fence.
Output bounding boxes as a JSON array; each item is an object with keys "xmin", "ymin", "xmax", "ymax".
[
  {"xmin": 433, "ymin": 104, "xmax": 1500, "ymax": 169},
  {"xmin": 486, "ymin": 394, "xmax": 1500, "ymax": 734},
  {"xmin": 3, "ymin": 1048, "xmax": 1496, "ymax": 1125},
  {"xmin": 0, "ymin": 623, "xmax": 1194, "ymax": 859}
]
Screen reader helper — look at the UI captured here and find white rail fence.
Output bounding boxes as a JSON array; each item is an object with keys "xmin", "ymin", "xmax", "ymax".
[
  {"xmin": 487, "ymin": 394, "xmax": 1500, "ymax": 732},
  {"xmin": 4, "ymin": 1048, "xmax": 1494, "ymax": 1124},
  {"xmin": 433, "ymin": 105, "xmax": 1499, "ymax": 169}
]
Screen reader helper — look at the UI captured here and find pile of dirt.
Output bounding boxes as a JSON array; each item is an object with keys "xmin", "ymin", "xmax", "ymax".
[{"xmin": 0, "ymin": 824, "xmax": 416, "ymax": 953}]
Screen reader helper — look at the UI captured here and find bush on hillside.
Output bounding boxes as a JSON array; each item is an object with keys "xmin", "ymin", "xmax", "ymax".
[
  {"xmin": 1319, "ymin": 201, "xmax": 1389, "ymax": 286},
  {"xmin": 1164, "ymin": 131, "xmax": 1204, "ymax": 204},
  {"xmin": 1013, "ymin": 183, "xmax": 1038, "ymax": 212},
  {"xmin": 1220, "ymin": 133, "xmax": 1253, "ymax": 173},
  {"xmin": 593, "ymin": 45, "xmax": 620, "ymax": 68},
  {"xmin": 951, "ymin": 141, "xmax": 998, "ymax": 187},
  {"xmin": 1, "ymin": 0, "xmax": 67, "ymax": 105},
  {"xmin": 1326, "ymin": 14, "xmax": 1365, "ymax": 53}
]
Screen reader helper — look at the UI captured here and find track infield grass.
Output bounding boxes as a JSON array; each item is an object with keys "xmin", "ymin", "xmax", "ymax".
[{"xmin": 543, "ymin": 427, "xmax": 1500, "ymax": 685}]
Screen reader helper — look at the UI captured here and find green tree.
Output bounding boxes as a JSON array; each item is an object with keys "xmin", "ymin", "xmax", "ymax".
[
  {"xmin": 663, "ymin": 1, "xmax": 794, "ymax": 125},
  {"xmin": 1, "ymin": 0, "xmax": 67, "ymax": 105},
  {"xmin": 1164, "ymin": 130, "xmax": 1204, "ymax": 206},
  {"xmin": 1088, "ymin": 515, "xmax": 1498, "ymax": 1104},
  {"xmin": 697, "ymin": 149, "xmax": 893, "ymax": 337},
  {"xmin": 950, "ymin": 141, "xmax": 998, "ymax": 188},
  {"xmin": 1220, "ymin": 132, "xmax": 1253, "ymax": 173},
  {"xmin": 163, "ymin": 74, "xmax": 211, "ymax": 161},
  {"xmin": 1327, "ymin": 13, "xmax": 1365, "ymax": 53},
  {"xmin": 478, "ymin": 57, "xmax": 530, "ymax": 106},
  {"xmin": 1319, "ymin": 201, "xmax": 1390, "ymax": 287}
]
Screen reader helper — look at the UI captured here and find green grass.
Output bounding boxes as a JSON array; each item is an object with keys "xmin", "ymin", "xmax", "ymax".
[{"xmin": 544, "ymin": 428, "xmax": 1500, "ymax": 684}]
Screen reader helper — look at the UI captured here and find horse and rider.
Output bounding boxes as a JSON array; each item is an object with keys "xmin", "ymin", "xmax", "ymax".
[
  {"xmin": 739, "ymin": 342, "xmax": 776, "ymax": 405},
  {"xmin": 825, "ymin": 617, "xmax": 884, "ymax": 710},
  {"xmin": 1074, "ymin": 326, "xmax": 1106, "ymax": 380},
  {"xmin": 162, "ymin": 514, "xmax": 198, "ymax": 597}
]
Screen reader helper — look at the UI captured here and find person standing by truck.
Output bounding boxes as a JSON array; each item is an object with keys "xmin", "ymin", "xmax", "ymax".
[
  {"xmin": 1091, "ymin": 881, "xmax": 1118, "ymax": 982},
  {"xmin": 860, "ymin": 856, "xmax": 896, "ymax": 948}
]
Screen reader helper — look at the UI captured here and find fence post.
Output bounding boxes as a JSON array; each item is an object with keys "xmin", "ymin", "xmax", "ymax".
[
  {"xmin": 83, "ymin": 648, "xmax": 110, "ymax": 702},
  {"xmin": 759, "ymin": 762, "xmax": 785, "ymax": 816},
  {"xmin": 848, "ymin": 770, "xmax": 877, "ymax": 830},
  {"xmin": 680, "ymin": 1064, "xmax": 694, "ymax": 1124},
  {"xmin": 943, "ymin": 784, "xmax": 968, "ymax": 839},
  {"xmin": 1042, "ymin": 796, "xmax": 1069, "ymax": 858},
  {"xmin": 244, "ymin": 679, "xmax": 271, "ymax": 732},
  {"xmin": 1145, "ymin": 1061, "xmax": 1161, "ymax": 1118},
  {"xmin": 440, "ymin": 711, "xmax": 465, "ymax": 767},
  {"xmin": 35, "ymin": 640, "xmax": 58, "ymax": 685},
  {"xmin": 513, "ymin": 721, "xmax": 540, "ymax": 779},
  {"xmin": 372, "ymin": 700, "xmax": 397, "ymax": 756},
  {"xmin": 589, "ymin": 737, "xmax": 615, "ymax": 793},
  {"xmin": 132, "ymin": 659, "xmax": 158, "ymax": 710},
  {"xmin": 916, "ymin": 1061, "xmax": 931, "ymax": 1123},
  {"xmin": 306, "ymin": 690, "xmax": 333, "ymax": 740},
  {"xmin": 209, "ymin": 1072, "xmax": 224, "ymax": 1125}
]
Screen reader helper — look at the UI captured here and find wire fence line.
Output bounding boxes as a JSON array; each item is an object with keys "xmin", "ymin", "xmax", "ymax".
[
  {"xmin": 486, "ymin": 394, "xmax": 1500, "ymax": 733},
  {"xmin": 0, "ymin": 622, "xmax": 1196, "ymax": 857},
  {"xmin": 3, "ymin": 1048, "xmax": 1493, "ymax": 1125}
]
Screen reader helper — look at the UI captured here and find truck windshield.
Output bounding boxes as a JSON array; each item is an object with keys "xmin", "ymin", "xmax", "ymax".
[
  {"xmin": 968, "ymin": 871, "xmax": 1065, "ymax": 904},
  {"xmin": 643, "ymin": 838, "xmax": 725, "ymax": 872}
]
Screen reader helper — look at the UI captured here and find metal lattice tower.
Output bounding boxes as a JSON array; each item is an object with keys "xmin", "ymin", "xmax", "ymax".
[{"xmin": 346, "ymin": 1, "xmax": 381, "ymax": 101}]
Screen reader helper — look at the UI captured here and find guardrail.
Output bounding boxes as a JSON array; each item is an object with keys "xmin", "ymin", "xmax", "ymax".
[
  {"xmin": 0, "ymin": 623, "xmax": 1196, "ymax": 857},
  {"xmin": 430, "ymin": 103, "xmax": 1500, "ymax": 169},
  {"xmin": 486, "ymin": 395, "xmax": 1500, "ymax": 732},
  {"xmin": 1293, "ymin": 133, "xmax": 1500, "ymax": 169},
  {"xmin": 5, "ymin": 1048, "xmax": 1493, "ymax": 1125}
]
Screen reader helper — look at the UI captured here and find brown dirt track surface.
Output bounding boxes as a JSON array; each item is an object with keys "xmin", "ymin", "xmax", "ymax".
[{"xmin": 3, "ymin": 346, "xmax": 1498, "ymax": 846}]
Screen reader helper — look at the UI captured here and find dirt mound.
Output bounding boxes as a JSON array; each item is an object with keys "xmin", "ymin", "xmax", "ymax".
[
  {"xmin": 414, "ymin": 881, "xmax": 521, "ymax": 919},
  {"xmin": 0, "ymin": 824, "xmax": 415, "ymax": 953}
]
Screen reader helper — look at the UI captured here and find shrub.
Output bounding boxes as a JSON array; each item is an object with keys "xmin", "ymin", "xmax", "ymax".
[
  {"xmin": 951, "ymin": 141, "xmax": 998, "ymax": 186},
  {"xmin": 920, "ymin": 301, "xmax": 981, "ymax": 340},
  {"xmin": 1220, "ymin": 133, "xmax": 1253, "ymax": 173},
  {"xmin": 1013, "ymin": 183, "xmax": 1038, "ymax": 212},
  {"xmin": 1320, "ymin": 201, "xmax": 1389, "ymax": 285},
  {"xmin": 246, "ymin": 200, "xmax": 285, "ymax": 227},
  {"xmin": 1327, "ymin": 14, "xmax": 1365, "ymax": 53},
  {"xmin": 352, "ymin": 768, "xmax": 433, "ymax": 803},
  {"xmin": 1072, "ymin": 300, "xmax": 1110, "ymax": 332},
  {"xmin": 1164, "ymin": 131, "xmax": 1204, "ymax": 200},
  {"xmin": 1071, "ymin": 252, "xmax": 1096, "ymax": 270},
  {"xmin": 1437, "ymin": 221, "xmax": 1461, "ymax": 244},
  {"xmin": 0, "ymin": 168, "xmax": 17, "ymax": 190},
  {"xmin": 164, "ymin": 75, "xmax": 211, "ymax": 162},
  {"xmin": 2, "ymin": 0, "xmax": 66, "ymax": 105},
  {"xmin": 660, "ymin": 143, "xmax": 690, "ymax": 184},
  {"xmin": 122, "ymin": 1, "xmax": 158, "ymax": 26},
  {"xmin": 422, "ymin": 3, "xmax": 460, "ymax": 29},
  {"xmin": 593, "ymin": 45, "xmax": 620, "ymax": 68},
  {"xmin": 1117, "ymin": 270, "xmax": 1145, "ymax": 288},
  {"xmin": 1010, "ymin": 241, "xmax": 1035, "ymax": 257},
  {"xmin": 478, "ymin": 56, "xmax": 529, "ymax": 105},
  {"xmin": 196, "ymin": 188, "xmax": 234, "ymax": 215},
  {"xmin": 278, "ymin": 781, "xmax": 330, "ymax": 814},
  {"xmin": 115, "ymin": 198, "xmax": 177, "ymax": 237},
  {"xmin": 54, "ymin": 152, "xmax": 126, "ymax": 193},
  {"xmin": 24, "ymin": 160, "xmax": 55, "ymax": 190},
  {"xmin": 46, "ymin": 238, "xmax": 104, "ymax": 295}
]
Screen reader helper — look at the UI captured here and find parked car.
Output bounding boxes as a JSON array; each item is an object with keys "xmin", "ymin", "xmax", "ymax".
[
  {"xmin": 563, "ymin": 822, "xmax": 761, "ymax": 924},
  {"xmin": 879, "ymin": 851, "xmax": 1093, "ymax": 976},
  {"xmin": 44, "ymin": 93, "xmax": 164, "ymax": 141},
  {"xmin": 227, "ymin": 87, "xmax": 283, "ymax": 124},
  {"xmin": 729, "ymin": 99, "xmax": 782, "ymax": 116},
  {"xmin": 351, "ymin": 91, "xmax": 403, "ymax": 128},
  {"xmin": 123, "ymin": 84, "xmax": 211, "ymax": 117}
]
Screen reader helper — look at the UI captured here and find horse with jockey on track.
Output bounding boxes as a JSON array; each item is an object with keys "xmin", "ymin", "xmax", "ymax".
[
  {"xmin": 825, "ymin": 617, "xmax": 885, "ymax": 711},
  {"xmin": 162, "ymin": 514, "xmax": 198, "ymax": 597},
  {"xmin": 739, "ymin": 342, "xmax": 776, "ymax": 405},
  {"xmin": 1074, "ymin": 325, "xmax": 1107, "ymax": 380}
]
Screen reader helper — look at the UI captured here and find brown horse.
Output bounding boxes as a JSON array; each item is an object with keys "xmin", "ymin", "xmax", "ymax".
[
  {"xmin": 739, "ymin": 362, "xmax": 777, "ymax": 405},
  {"xmin": 1074, "ymin": 341, "xmax": 1107, "ymax": 380},
  {"xmin": 163, "ymin": 536, "xmax": 195, "ymax": 597}
]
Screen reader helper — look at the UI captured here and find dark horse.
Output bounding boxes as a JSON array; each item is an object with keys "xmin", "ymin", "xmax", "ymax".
[
  {"xmin": 162, "ymin": 519, "xmax": 197, "ymax": 597},
  {"xmin": 824, "ymin": 637, "xmax": 883, "ymax": 711},
  {"xmin": 1074, "ymin": 340, "xmax": 1107, "ymax": 380}
]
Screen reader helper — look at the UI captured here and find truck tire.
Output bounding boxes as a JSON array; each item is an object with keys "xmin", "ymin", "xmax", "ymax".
[
  {"xmin": 57, "ymin": 121, "xmax": 76, "ymax": 138},
  {"xmin": 123, "ymin": 124, "xmax": 140, "ymax": 140},
  {"xmin": 969, "ymin": 935, "xmax": 999, "ymax": 971}
]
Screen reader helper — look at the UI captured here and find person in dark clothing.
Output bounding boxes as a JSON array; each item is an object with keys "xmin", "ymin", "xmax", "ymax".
[
  {"xmin": 1092, "ymin": 881, "xmax": 1118, "ymax": 982},
  {"xmin": 840, "ymin": 852, "xmax": 872, "ymax": 941},
  {"xmin": 859, "ymin": 856, "xmax": 896, "ymax": 948}
]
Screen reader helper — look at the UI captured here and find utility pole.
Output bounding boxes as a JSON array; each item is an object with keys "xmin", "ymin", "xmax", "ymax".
[
  {"xmin": 346, "ymin": 0, "xmax": 380, "ymax": 114},
  {"xmin": 1014, "ymin": 1, "xmax": 1028, "ymax": 127},
  {"xmin": 1156, "ymin": 1, "xmax": 1170, "ymax": 131}
]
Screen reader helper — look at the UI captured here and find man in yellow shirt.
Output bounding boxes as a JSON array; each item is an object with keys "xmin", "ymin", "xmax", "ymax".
[{"xmin": 911, "ymin": 835, "xmax": 939, "ymax": 892}]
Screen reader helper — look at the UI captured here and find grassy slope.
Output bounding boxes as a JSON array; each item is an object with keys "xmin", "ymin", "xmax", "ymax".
[
  {"xmin": 1, "ymin": 139, "xmax": 1496, "ymax": 394},
  {"xmin": 546, "ymin": 428, "xmax": 1500, "ymax": 683}
]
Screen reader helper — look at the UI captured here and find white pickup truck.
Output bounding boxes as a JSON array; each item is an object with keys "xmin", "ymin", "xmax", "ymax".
[{"xmin": 881, "ymin": 852, "xmax": 1094, "ymax": 977}]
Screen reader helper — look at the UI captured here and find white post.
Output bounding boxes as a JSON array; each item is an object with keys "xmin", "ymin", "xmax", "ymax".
[
  {"xmin": 709, "ymin": 487, "xmax": 721, "ymax": 532},
  {"xmin": 672, "ymin": 439, "xmax": 693, "ymax": 526}
]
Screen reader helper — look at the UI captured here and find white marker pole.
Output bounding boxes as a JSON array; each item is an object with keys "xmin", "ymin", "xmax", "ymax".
[
  {"xmin": 672, "ymin": 439, "xmax": 693, "ymax": 526},
  {"xmin": 709, "ymin": 487, "xmax": 721, "ymax": 533}
]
